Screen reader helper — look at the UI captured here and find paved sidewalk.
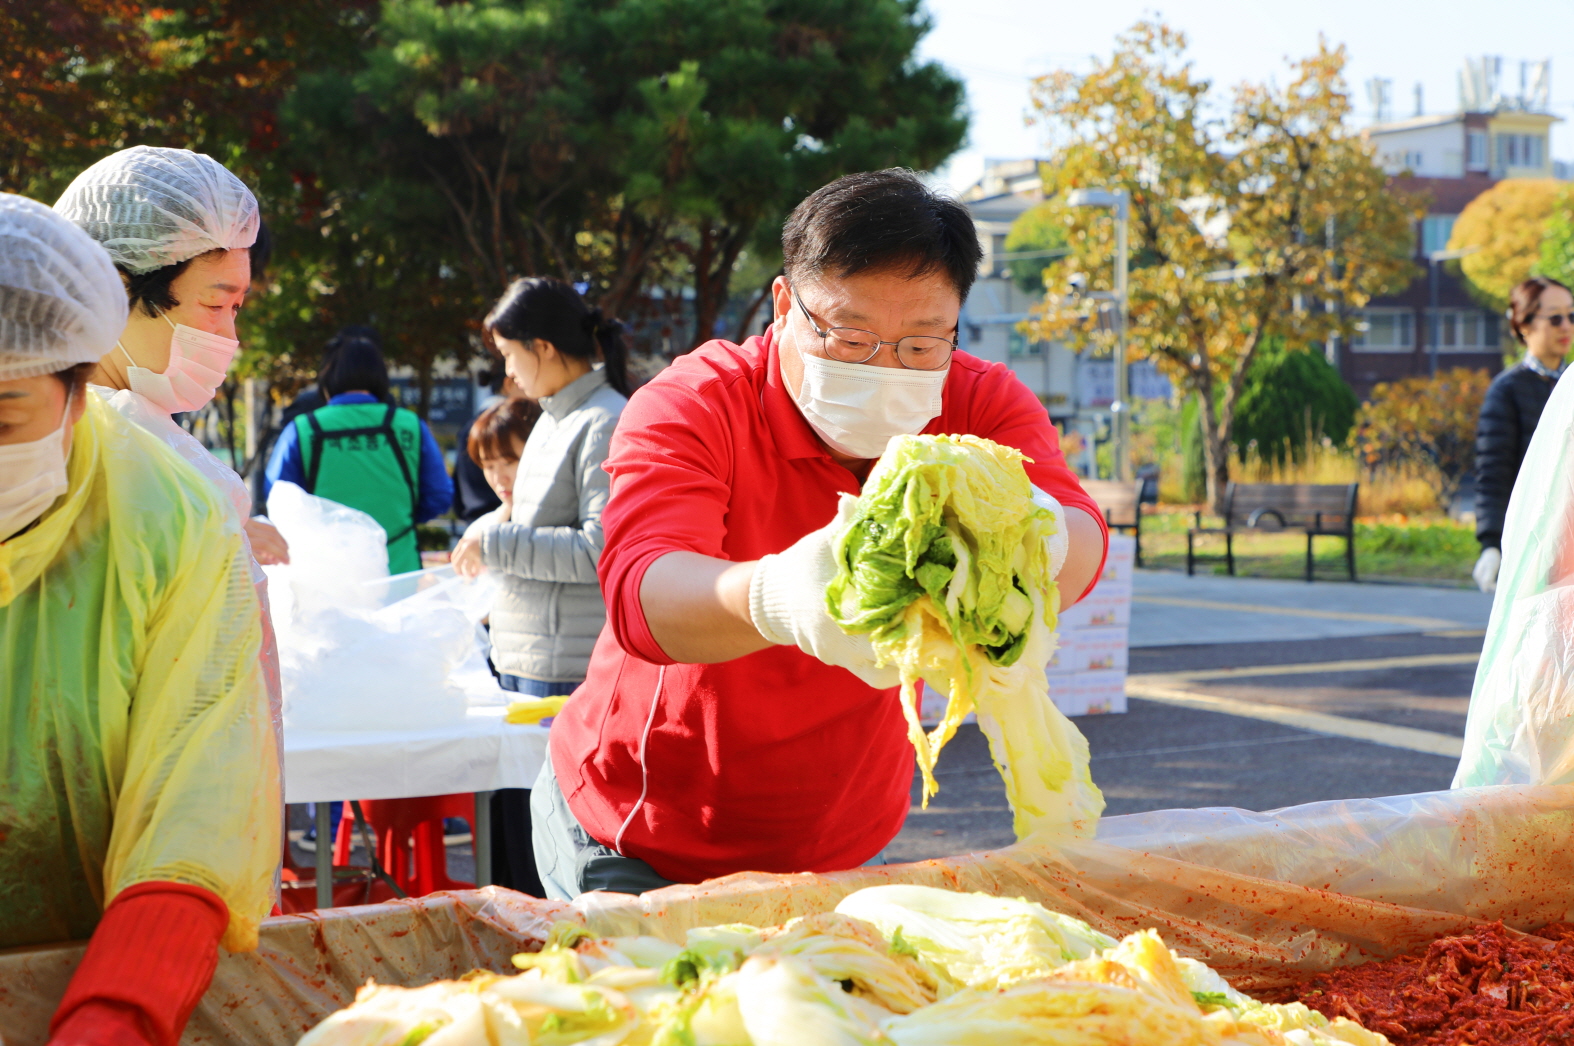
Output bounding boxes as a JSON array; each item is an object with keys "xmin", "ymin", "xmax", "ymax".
[{"xmin": 1130, "ymin": 570, "xmax": 1492, "ymax": 648}]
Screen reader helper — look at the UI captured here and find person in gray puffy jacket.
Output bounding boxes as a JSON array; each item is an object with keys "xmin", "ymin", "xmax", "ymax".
[
  {"xmin": 454, "ymin": 277, "xmax": 630, "ymax": 688},
  {"xmin": 451, "ymin": 276, "xmax": 629, "ymax": 892}
]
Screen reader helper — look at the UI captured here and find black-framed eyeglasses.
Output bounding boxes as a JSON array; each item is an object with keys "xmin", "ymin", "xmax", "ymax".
[
  {"xmin": 793, "ymin": 290, "xmax": 955, "ymax": 371},
  {"xmin": 1536, "ymin": 311, "xmax": 1574, "ymax": 328}
]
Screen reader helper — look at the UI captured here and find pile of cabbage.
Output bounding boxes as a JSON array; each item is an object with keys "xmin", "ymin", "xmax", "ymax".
[
  {"xmin": 825, "ymin": 434, "xmax": 1103, "ymax": 839},
  {"xmin": 297, "ymin": 884, "xmax": 1387, "ymax": 1046}
]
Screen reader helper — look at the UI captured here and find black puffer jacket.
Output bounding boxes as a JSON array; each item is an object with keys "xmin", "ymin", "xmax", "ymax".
[{"xmin": 1475, "ymin": 363, "xmax": 1560, "ymax": 549}]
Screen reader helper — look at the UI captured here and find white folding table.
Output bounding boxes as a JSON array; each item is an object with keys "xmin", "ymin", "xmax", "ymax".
[{"xmin": 283, "ymin": 706, "xmax": 550, "ymax": 908}]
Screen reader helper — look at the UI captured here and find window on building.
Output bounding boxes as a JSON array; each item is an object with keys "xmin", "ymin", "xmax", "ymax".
[
  {"xmin": 1402, "ymin": 150, "xmax": 1424, "ymax": 170},
  {"xmin": 1007, "ymin": 330, "xmax": 1042, "ymax": 358},
  {"xmin": 1497, "ymin": 133, "xmax": 1547, "ymax": 169},
  {"xmin": 1353, "ymin": 309, "xmax": 1414, "ymax": 351},
  {"xmin": 1467, "ymin": 131, "xmax": 1489, "ymax": 170},
  {"xmin": 1427, "ymin": 309, "xmax": 1501, "ymax": 350},
  {"xmin": 1422, "ymin": 215, "xmax": 1458, "ymax": 256}
]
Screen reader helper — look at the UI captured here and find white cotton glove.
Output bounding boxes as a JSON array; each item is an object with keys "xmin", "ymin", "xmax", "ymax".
[
  {"xmin": 1031, "ymin": 486, "xmax": 1070, "ymax": 579},
  {"xmin": 1474, "ymin": 547, "xmax": 1502, "ymax": 594},
  {"xmin": 749, "ymin": 496, "xmax": 901, "ymax": 689}
]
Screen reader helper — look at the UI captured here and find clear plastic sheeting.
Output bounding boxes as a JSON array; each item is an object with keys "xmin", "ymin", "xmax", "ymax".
[
  {"xmin": 265, "ymin": 483, "xmax": 496, "ymax": 732},
  {"xmin": 0, "ymin": 395, "xmax": 279, "ymax": 957},
  {"xmin": 2, "ymin": 786, "xmax": 1572, "ymax": 1045},
  {"xmin": 1458, "ymin": 371, "xmax": 1574, "ymax": 787},
  {"xmin": 264, "ymin": 481, "xmax": 389, "ymax": 624},
  {"xmin": 573, "ymin": 787, "xmax": 1574, "ymax": 989}
]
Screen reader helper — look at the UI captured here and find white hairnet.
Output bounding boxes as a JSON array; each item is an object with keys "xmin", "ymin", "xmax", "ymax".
[
  {"xmin": 53, "ymin": 145, "xmax": 259, "ymax": 275},
  {"xmin": 0, "ymin": 193, "xmax": 129, "ymax": 382}
]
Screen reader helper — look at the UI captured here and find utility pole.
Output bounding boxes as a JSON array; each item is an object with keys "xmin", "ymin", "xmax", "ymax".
[{"xmin": 1068, "ymin": 187, "xmax": 1132, "ymax": 481}]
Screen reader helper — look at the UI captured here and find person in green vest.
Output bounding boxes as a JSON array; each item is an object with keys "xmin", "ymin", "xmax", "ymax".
[{"xmin": 264, "ymin": 327, "xmax": 453, "ymax": 574}]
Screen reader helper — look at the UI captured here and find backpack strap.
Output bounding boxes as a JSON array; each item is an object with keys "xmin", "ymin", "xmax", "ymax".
[
  {"xmin": 302, "ymin": 413, "xmax": 326, "ymax": 495},
  {"xmin": 377, "ymin": 404, "xmax": 420, "ymax": 546},
  {"xmin": 303, "ymin": 410, "xmax": 395, "ymax": 494}
]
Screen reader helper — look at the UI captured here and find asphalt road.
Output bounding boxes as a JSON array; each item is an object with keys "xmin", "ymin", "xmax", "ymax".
[{"xmin": 886, "ymin": 629, "xmax": 1481, "ymax": 863}]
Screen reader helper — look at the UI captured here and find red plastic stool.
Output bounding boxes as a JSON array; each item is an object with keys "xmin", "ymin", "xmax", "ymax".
[{"xmin": 333, "ymin": 793, "xmax": 476, "ymax": 898}]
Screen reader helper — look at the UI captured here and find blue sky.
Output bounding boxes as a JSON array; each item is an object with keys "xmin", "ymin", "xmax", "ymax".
[{"xmin": 917, "ymin": 0, "xmax": 1574, "ymax": 194}]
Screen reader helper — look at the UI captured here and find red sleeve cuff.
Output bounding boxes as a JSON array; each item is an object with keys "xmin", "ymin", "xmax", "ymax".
[{"xmin": 50, "ymin": 883, "xmax": 228, "ymax": 1046}]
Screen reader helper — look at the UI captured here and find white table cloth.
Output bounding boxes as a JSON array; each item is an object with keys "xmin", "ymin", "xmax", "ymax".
[{"xmin": 283, "ymin": 706, "xmax": 550, "ymax": 804}]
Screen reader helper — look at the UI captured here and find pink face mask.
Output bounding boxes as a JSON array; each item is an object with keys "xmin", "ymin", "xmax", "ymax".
[{"xmin": 119, "ymin": 312, "xmax": 238, "ymax": 414}]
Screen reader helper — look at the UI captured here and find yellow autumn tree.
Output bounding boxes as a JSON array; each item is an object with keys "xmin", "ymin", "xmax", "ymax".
[
  {"xmin": 1023, "ymin": 22, "xmax": 1419, "ymax": 510},
  {"xmin": 1449, "ymin": 178, "xmax": 1565, "ymax": 312}
]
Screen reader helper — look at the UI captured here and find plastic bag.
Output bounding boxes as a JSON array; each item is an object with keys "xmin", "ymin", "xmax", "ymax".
[
  {"xmin": 264, "ymin": 483, "xmax": 493, "ymax": 731},
  {"xmin": 1457, "ymin": 373, "xmax": 1574, "ymax": 787},
  {"xmin": 262, "ymin": 481, "xmax": 389, "ymax": 627}
]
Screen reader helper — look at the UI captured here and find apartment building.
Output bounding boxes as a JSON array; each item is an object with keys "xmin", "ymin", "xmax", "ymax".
[
  {"xmin": 1344, "ymin": 57, "xmax": 1564, "ymax": 398},
  {"xmin": 957, "ymin": 160, "xmax": 1170, "ymax": 476}
]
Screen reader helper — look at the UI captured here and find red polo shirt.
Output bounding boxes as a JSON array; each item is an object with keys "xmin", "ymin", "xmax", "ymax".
[{"xmin": 549, "ymin": 330, "xmax": 1106, "ymax": 884}]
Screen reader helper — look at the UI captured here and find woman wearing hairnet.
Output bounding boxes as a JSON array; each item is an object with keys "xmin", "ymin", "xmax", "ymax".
[
  {"xmin": 55, "ymin": 145, "xmax": 286, "ymax": 734},
  {"xmin": 0, "ymin": 194, "xmax": 280, "ymax": 1044},
  {"xmin": 54, "ymin": 145, "xmax": 286, "ymax": 561}
]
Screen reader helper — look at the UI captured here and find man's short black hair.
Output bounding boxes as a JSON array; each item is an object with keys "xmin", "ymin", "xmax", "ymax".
[{"xmin": 781, "ymin": 169, "xmax": 982, "ymax": 302}]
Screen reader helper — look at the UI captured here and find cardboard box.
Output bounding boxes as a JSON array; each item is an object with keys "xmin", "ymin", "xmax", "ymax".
[
  {"xmin": 1047, "ymin": 627, "xmax": 1129, "ymax": 675},
  {"xmin": 1081, "ymin": 576, "xmax": 1132, "ymax": 602},
  {"xmin": 1102, "ymin": 534, "xmax": 1137, "ymax": 581},
  {"xmin": 1050, "ymin": 669, "xmax": 1129, "ymax": 716},
  {"xmin": 1058, "ymin": 590, "xmax": 1132, "ymax": 630}
]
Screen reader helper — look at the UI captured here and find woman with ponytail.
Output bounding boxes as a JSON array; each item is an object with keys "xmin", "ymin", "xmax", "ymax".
[{"xmin": 451, "ymin": 277, "xmax": 628, "ymax": 895}]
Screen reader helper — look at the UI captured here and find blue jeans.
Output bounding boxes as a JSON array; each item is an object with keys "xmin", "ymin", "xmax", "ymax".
[
  {"xmin": 499, "ymin": 675, "xmax": 580, "ymax": 698},
  {"xmin": 531, "ymin": 751, "xmax": 893, "ymax": 901}
]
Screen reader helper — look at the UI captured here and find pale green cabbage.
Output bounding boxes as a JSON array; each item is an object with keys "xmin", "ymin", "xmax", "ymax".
[
  {"xmin": 880, "ymin": 976, "xmax": 1207, "ymax": 1046},
  {"xmin": 297, "ymin": 892, "xmax": 1392, "ymax": 1046},
  {"xmin": 834, "ymin": 884, "xmax": 1116, "ymax": 995},
  {"xmin": 826, "ymin": 433, "xmax": 1103, "ymax": 838}
]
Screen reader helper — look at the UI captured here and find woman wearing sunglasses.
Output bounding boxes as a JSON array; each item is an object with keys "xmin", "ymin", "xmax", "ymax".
[{"xmin": 1474, "ymin": 276, "xmax": 1574, "ymax": 592}]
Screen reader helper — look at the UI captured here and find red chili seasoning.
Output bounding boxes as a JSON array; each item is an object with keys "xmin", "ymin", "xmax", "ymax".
[{"xmin": 1280, "ymin": 922, "xmax": 1574, "ymax": 1045}]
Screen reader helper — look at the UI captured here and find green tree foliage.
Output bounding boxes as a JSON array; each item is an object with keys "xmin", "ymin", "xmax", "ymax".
[
  {"xmin": 292, "ymin": 0, "xmax": 967, "ymax": 350},
  {"xmin": 1355, "ymin": 369, "xmax": 1490, "ymax": 511},
  {"xmin": 1, "ymin": 2, "xmax": 375, "ymax": 198},
  {"xmin": 1449, "ymin": 178, "xmax": 1565, "ymax": 312},
  {"xmin": 1, "ymin": 1, "xmax": 149, "ymax": 195},
  {"xmin": 1232, "ymin": 340, "xmax": 1358, "ymax": 466},
  {"xmin": 1003, "ymin": 203, "xmax": 1069, "ymax": 294},
  {"xmin": 1539, "ymin": 185, "xmax": 1574, "ymax": 290},
  {"xmin": 1179, "ymin": 396, "xmax": 1208, "ymax": 503},
  {"xmin": 4, "ymin": 0, "xmax": 964, "ymax": 409},
  {"xmin": 1024, "ymin": 22, "xmax": 1419, "ymax": 510},
  {"xmin": 2, "ymin": 2, "xmax": 383, "ymax": 388}
]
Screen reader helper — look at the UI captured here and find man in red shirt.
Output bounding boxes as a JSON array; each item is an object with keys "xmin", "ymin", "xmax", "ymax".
[{"xmin": 534, "ymin": 169, "xmax": 1108, "ymax": 898}]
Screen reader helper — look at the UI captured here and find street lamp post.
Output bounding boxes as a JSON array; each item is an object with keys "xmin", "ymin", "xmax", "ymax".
[
  {"xmin": 1426, "ymin": 246, "xmax": 1479, "ymax": 377},
  {"xmin": 1067, "ymin": 187, "xmax": 1131, "ymax": 481}
]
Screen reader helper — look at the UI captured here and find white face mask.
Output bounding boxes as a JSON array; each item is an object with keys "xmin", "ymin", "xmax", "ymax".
[
  {"xmin": 792, "ymin": 352, "xmax": 948, "ymax": 460},
  {"xmin": 118, "ymin": 312, "xmax": 239, "ymax": 414},
  {"xmin": 0, "ymin": 390, "xmax": 73, "ymax": 543}
]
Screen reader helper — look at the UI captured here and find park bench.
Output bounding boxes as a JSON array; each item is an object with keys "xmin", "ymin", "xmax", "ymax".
[
  {"xmin": 1186, "ymin": 482, "xmax": 1359, "ymax": 582},
  {"xmin": 1081, "ymin": 478, "xmax": 1150, "ymax": 567}
]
